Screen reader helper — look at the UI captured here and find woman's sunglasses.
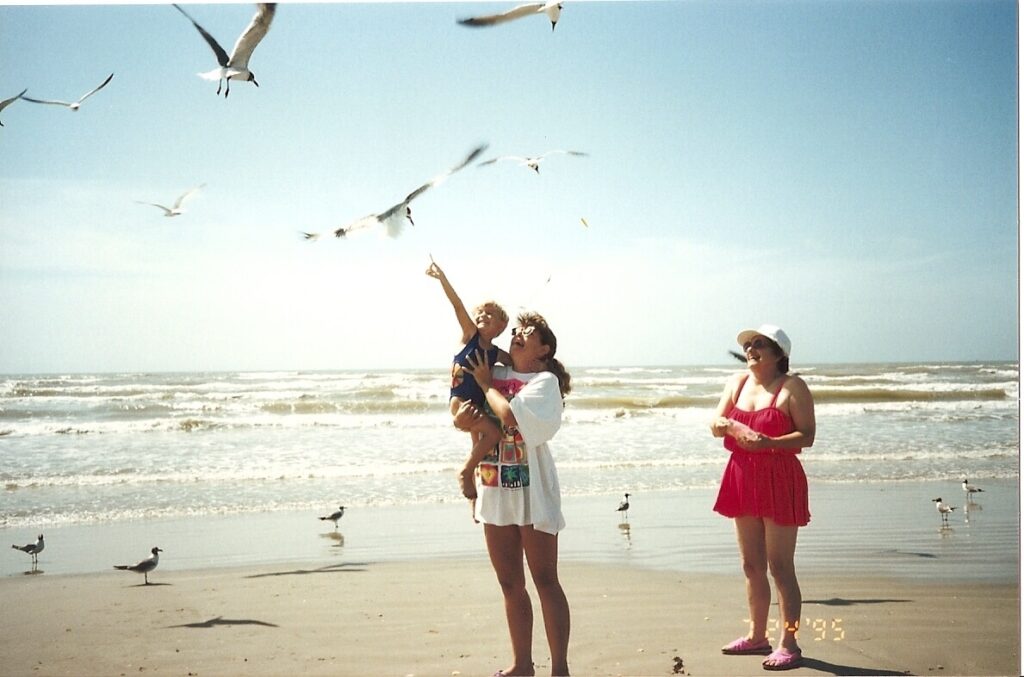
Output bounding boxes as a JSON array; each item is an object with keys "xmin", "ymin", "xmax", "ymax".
[
  {"xmin": 742, "ymin": 337, "xmax": 774, "ymax": 352},
  {"xmin": 511, "ymin": 326, "xmax": 537, "ymax": 339}
]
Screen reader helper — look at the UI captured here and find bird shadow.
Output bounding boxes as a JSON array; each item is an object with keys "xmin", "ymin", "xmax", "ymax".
[
  {"xmin": 319, "ymin": 531, "xmax": 345, "ymax": 547},
  {"xmin": 22, "ymin": 567, "xmax": 44, "ymax": 576},
  {"xmin": 804, "ymin": 597, "xmax": 911, "ymax": 606},
  {"xmin": 244, "ymin": 562, "xmax": 369, "ymax": 579},
  {"xmin": 125, "ymin": 581, "xmax": 173, "ymax": 587},
  {"xmin": 167, "ymin": 616, "xmax": 279, "ymax": 629},
  {"xmin": 799, "ymin": 657, "xmax": 911, "ymax": 676},
  {"xmin": 876, "ymin": 549, "xmax": 938, "ymax": 559}
]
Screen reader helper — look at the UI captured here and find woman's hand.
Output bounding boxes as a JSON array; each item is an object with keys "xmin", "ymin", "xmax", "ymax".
[
  {"xmin": 734, "ymin": 433, "xmax": 770, "ymax": 452},
  {"xmin": 452, "ymin": 399, "xmax": 483, "ymax": 431},
  {"xmin": 710, "ymin": 416, "xmax": 730, "ymax": 438},
  {"xmin": 464, "ymin": 349, "xmax": 493, "ymax": 390}
]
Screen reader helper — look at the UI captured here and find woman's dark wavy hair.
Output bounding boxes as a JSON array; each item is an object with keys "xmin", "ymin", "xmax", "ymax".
[
  {"xmin": 766, "ymin": 339, "xmax": 790, "ymax": 374},
  {"xmin": 518, "ymin": 312, "xmax": 571, "ymax": 399}
]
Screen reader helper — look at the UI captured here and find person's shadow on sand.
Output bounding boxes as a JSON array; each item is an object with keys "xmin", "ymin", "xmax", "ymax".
[
  {"xmin": 804, "ymin": 597, "xmax": 910, "ymax": 606},
  {"xmin": 798, "ymin": 657, "xmax": 910, "ymax": 675},
  {"xmin": 243, "ymin": 562, "xmax": 367, "ymax": 578},
  {"xmin": 168, "ymin": 616, "xmax": 279, "ymax": 629}
]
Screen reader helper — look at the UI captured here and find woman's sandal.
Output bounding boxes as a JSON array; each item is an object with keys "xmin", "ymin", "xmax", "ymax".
[
  {"xmin": 721, "ymin": 636, "xmax": 772, "ymax": 655},
  {"xmin": 762, "ymin": 648, "xmax": 803, "ymax": 671}
]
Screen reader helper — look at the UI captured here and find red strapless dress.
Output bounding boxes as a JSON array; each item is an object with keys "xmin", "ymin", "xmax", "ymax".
[{"xmin": 713, "ymin": 377, "xmax": 810, "ymax": 526}]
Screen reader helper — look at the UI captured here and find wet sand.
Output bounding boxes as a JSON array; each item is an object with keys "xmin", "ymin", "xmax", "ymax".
[{"xmin": 2, "ymin": 480, "xmax": 1019, "ymax": 675}]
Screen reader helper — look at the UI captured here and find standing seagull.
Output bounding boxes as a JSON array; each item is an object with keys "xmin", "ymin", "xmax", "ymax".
[
  {"xmin": 616, "ymin": 493, "xmax": 631, "ymax": 519},
  {"xmin": 0, "ymin": 88, "xmax": 27, "ymax": 126},
  {"xmin": 11, "ymin": 534, "xmax": 44, "ymax": 565},
  {"xmin": 962, "ymin": 479, "xmax": 985, "ymax": 501},
  {"xmin": 932, "ymin": 498, "xmax": 957, "ymax": 526},
  {"xmin": 334, "ymin": 143, "xmax": 487, "ymax": 239},
  {"xmin": 135, "ymin": 184, "xmax": 205, "ymax": 217},
  {"xmin": 319, "ymin": 506, "xmax": 346, "ymax": 528},
  {"xmin": 174, "ymin": 3, "xmax": 276, "ymax": 98},
  {"xmin": 458, "ymin": 1, "xmax": 563, "ymax": 31},
  {"xmin": 22, "ymin": 74, "xmax": 113, "ymax": 111},
  {"xmin": 479, "ymin": 150, "xmax": 587, "ymax": 174},
  {"xmin": 114, "ymin": 547, "xmax": 163, "ymax": 585}
]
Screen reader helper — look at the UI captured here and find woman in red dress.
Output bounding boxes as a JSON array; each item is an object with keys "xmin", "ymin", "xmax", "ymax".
[{"xmin": 710, "ymin": 324, "xmax": 816, "ymax": 671}]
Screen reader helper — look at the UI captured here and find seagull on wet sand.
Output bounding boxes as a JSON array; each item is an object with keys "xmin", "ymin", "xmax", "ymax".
[
  {"xmin": 319, "ymin": 506, "xmax": 346, "ymax": 528},
  {"xmin": 932, "ymin": 498, "xmax": 957, "ymax": 525},
  {"xmin": 458, "ymin": 1, "xmax": 563, "ymax": 31},
  {"xmin": 479, "ymin": 150, "xmax": 587, "ymax": 174},
  {"xmin": 0, "ymin": 88, "xmax": 27, "ymax": 125},
  {"xmin": 962, "ymin": 479, "xmax": 984, "ymax": 500},
  {"xmin": 11, "ymin": 534, "xmax": 44, "ymax": 564},
  {"xmin": 135, "ymin": 184, "xmax": 205, "ymax": 217},
  {"xmin": 334, "ymin": 144, "xmax": 487, "ymax": 239},
  {"xmin": 114, "ymin": 547, "xmax": 163, "ymax": 585},
  {"xmin": 22, "ymin": 74, "xmax": 113, "ymax": 111},
  {"xmin": 616, "ymin": 493, "xmax": 631, "ymax": 518},
  {"xmin": 174, "ymin": 3, "xmax": 276, "ymax": 97}
]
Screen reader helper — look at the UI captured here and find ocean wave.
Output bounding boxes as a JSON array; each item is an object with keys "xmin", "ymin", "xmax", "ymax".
[
  {"xmin": 812, "ymin": 387, "xmax": 1009, "ymax": 403},
  {"xmin": 568, "ymin": 394, "xmax": 713, "ymax": 410},
  {"xmin": 1, "ymin": 461, "xmax": 467, "ymax": 489},
  {"xmin": 582, "ymin": 367, "xmax": 675, "ymax": 375}
]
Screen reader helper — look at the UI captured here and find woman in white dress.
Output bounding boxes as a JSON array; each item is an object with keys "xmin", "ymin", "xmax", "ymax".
[{"xmin": 459, "ymin": 311, "xmax": 572, "ymax": 677}]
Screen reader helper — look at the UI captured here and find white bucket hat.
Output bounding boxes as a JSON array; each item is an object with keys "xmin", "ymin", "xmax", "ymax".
[{"xmin": 736, "ymin": 324, "xmax": 792, "ymax": 357}]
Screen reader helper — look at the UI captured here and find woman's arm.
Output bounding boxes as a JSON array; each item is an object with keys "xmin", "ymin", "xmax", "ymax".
[
  {"xmin": 710, "ymin": 374, "xmax": 740, "ymax": 438},
  {"xmin": 464, "ymin": 350, "xmax": 517, "ymax": 428}
]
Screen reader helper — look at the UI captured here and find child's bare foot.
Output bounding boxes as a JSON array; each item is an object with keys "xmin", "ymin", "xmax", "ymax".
[{"xmin": 458, "ymin": 467, "xmax": 478, "ymax": 500}]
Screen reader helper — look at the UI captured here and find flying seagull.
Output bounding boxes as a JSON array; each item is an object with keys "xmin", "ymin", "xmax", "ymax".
[
  {"xmin": 11, "ymin": 534, "xmax": 44, "ymax": 565},
  {"xmin": 479, "ymin": 150, "xmax": 587, "ymax": 174},
  {"xmin": 22, "ymin": 74, "xmax": 113, "ymax": 111},
  {"xmin": 616, "ymin": 493, "xmax": 631, "ymax": 518},
  {"xmin": 174, "ymin": 3, "xmax": 276, "ymax": 97},
  {"xmin": 458, "ymin": 1, "xmax": 563, "ymax": 31},
  {"xmin": 135, "ymin": 184, "xmax": 205, "ymax": 217},
  {"xmin": 932, "ymin": 498, "xmax": 957, "ymax": 525},
  {"xmin": 334, "ymin": 144, "xmax": 488, "ymax": 239},
  {"xmin": 319, "ymin": 506, "xmax": 346, "ymax": 528},
  {"xmin": 300, "ymin": 231, "xmax": 320, "ymax": 240},
  {"xmin": 0, "ymin": 88, "xmax": 27, "ymax": 126},
  {"xmin": 114, "ymin": 546, "xmax": 163, "ymax": 585}
]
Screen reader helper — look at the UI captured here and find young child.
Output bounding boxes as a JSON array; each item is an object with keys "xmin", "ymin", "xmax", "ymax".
[{"xmin": 426, "ymin": 259, "xmax": 511, "ymax": 507}]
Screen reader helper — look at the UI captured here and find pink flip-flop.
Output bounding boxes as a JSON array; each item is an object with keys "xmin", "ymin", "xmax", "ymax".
[
  {"xmin": 762, "ymin": 648, "xmax": 803, "ymax": 671},
  {"xmin": 721, "ymin": 636, "xmax": 772, "ymax": 655}
]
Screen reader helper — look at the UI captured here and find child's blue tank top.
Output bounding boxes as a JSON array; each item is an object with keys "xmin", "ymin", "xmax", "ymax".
[{"xmin": 451, "ymin": 332, "xmax": 499, "ymax": 406}]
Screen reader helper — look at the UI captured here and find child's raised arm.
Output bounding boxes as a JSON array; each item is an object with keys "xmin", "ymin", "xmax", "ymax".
[{"xmin": 426, "ymin": 258, "xmax": 477, "ymax": 343}]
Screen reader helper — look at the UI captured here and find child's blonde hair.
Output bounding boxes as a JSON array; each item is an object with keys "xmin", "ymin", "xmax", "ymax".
[{"xmin": 474, "ymin": 301, "xmax": 508, "ymax": 323}]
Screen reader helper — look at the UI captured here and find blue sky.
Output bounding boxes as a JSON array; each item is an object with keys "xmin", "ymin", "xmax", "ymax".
[{"xmin": 0, "ymin": 0, "xmax": 1018, "ymax": 373}]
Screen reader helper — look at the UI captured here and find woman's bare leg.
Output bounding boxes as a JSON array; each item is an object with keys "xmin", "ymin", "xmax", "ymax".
[
  {"xmin": 522, "ymin": 526, "xmax": 570, "ymax": 676},
  {"xmin": 734, "ymin": 516, "xmax": 770, "ymax": 643},
  {"xmin": 764, "ymin": 519, "xmax": 802, "ymax": 656},
  {"xmin": 485, "ymin": 524, "xmax": 536, "ymax": 676}
]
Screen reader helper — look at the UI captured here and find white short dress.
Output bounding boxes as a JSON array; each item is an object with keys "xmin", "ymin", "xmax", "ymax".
[{"xmin": 474, "ymin": 366, "xmax": 565, "ymax": 535}]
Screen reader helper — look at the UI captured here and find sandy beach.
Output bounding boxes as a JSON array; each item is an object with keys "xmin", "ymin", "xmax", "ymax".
[
  {"xmin": 2, "ymin": 481, "xmax": 1019, "ymax": 676},
  {"xmin": 0, "ymin": 560, "xmax": 1018, "ymax": 676}
]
